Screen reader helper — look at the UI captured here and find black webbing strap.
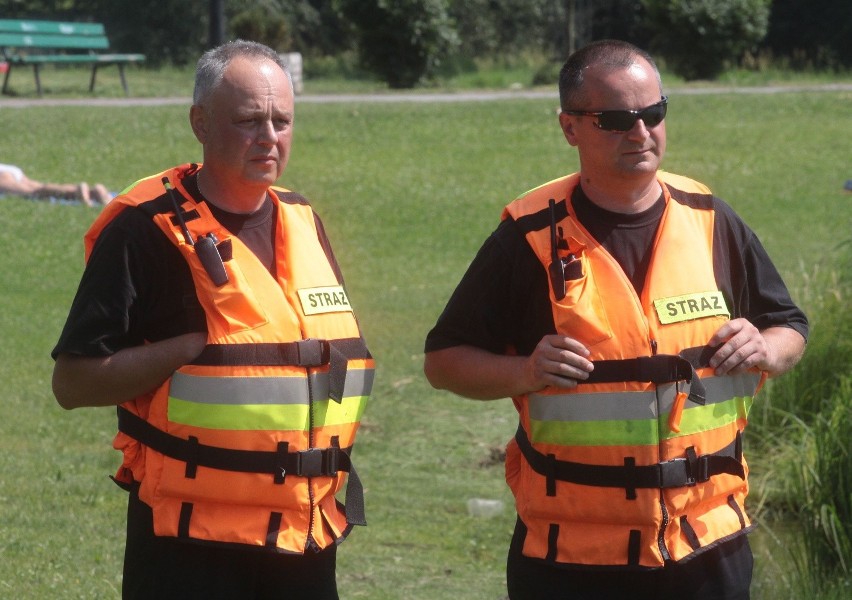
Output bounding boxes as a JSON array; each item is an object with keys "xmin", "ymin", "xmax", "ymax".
[
  {"xmin": 515, "ymin": 426, "xmax": 745, "ymax": 491},
  {"xmin": 189, "ymin": 338, "xmax": 371, "ymax": 404},
  {"xmin": 680, "ymin": 516, "xmax": 701, "ymax": 551},
  {"xmin": 117, "ymin": 407, "xmax": 367, "ymax": 526},
  {"xmin": 585, "ymin": 348, "xmax": 715, "ymax": 404},
  {"xmin": 628, "ymin": 530, "xmax": 642, "ymax": 566}
]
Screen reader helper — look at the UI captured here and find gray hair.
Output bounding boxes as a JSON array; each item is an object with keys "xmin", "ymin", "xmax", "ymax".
[
  {"xmin": 558, "ymin": 39, "xmax": 662, "ymax": 111},
  {"xmin": 193, "ymin": 39, "xmax": 292, "ymax": 105}
]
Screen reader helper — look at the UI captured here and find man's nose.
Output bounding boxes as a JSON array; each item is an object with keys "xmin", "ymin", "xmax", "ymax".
[
  {"xmin": 626, "ymin": 118, "xmax": 652, "ymax": 140},
  {"xmin": 257, "ymin": 119, "xmax": 278, "ymax": 143}
]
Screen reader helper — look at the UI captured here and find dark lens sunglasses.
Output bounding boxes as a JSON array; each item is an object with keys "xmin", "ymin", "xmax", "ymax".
[{"xmin": 564, "ymin": 96, "xmax": 668, "ymax": 132}]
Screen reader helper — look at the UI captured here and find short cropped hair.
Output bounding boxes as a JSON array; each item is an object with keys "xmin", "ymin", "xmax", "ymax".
[
  {"xmin": 193, "ymin": 39, "xmax": 291, "ymax": 105},
  {"xmin": 558, "ymin": 39, "xmax": 662, "ymax": 111}
]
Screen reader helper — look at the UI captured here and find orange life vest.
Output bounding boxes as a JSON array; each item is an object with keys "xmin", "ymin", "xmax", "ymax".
[
  {"xmin": 85, "ymin": 164, "xmax": 374, "ymax": 553},
  {"xmin": 502, "ymin": 172, "xmax": 764, "ymax": 568}
]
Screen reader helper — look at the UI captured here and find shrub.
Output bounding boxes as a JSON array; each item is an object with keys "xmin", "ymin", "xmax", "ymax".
[
  {"xmin": 642, "ymin": 0, "xmax": 771, "ymax": 80},
  {"xmin": 229, "ymin": 6, "xmax": 291, "ymax": 52},
  {"xmin": 339, "ymin": 0, "xmax": 458, "ymax": 88}
]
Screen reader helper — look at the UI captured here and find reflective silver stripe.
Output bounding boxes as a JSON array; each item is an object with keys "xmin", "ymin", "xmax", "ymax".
[
  {"xmin": 528, "ymin": 372, "xmax": 761, "ymax": 423},
  {"xmin": 170, "ymin": 368, "xmax": 374, "ymax": 406}
]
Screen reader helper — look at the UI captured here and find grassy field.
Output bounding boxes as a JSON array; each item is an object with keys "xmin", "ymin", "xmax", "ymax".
[{"xmin": 1, "ymin": 83, "xmax": 850, "ymax": 598}]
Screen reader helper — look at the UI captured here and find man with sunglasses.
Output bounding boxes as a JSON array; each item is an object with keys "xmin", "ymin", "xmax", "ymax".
[{"xmin": 424, "ymin": 40, "xmax": 807, "ymax": 599}]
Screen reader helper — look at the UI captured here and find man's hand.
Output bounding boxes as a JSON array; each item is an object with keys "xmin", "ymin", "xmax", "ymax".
[
  {"xmin": 523, "ymin": 335, "xmax": 594, "ymax": 391},
  {"xmin": 708, "ymin": 319, "xmax": 805, "ymax": 377},
  {"xmin": 424, "ymin": 335, "xmax": 593, "ymax": 401}
]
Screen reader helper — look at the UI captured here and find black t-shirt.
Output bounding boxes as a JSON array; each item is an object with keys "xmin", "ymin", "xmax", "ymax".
[
  {"xmin": 52, "ymin": 174, "xmax": 342, "ymax": 358},
  {"xmin": 425, "ymin": 184, "xmax": 808, "ymax": 356}
]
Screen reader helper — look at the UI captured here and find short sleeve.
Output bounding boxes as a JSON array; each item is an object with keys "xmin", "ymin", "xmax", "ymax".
[
  {"xmin": 52, "ymin": 208, "xmax": 206, "ymax": 359},
  {"xmin": 424, "ymin": 218, "xmax": 554, "ymax": 356},
  {"xmin": 712, "ymin": 199, "xmax": 808, "ymax": 341}
]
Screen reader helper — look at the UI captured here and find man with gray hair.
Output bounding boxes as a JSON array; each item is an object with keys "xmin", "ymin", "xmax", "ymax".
[{"xmin": 52, "ymin": 40, "xmax": 374, "ymax": 599}]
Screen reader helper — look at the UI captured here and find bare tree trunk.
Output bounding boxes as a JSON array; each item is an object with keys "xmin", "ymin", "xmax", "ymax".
[
  {"xmin": 567, "ymin": 0, "xmax": 576, "ymax": 55},
  {"xmin": 209, "ymin": 0, "xmax": 226, "ymax": 49}
]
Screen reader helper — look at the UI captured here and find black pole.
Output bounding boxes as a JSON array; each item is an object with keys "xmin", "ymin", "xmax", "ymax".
[{"xmin": 209, "ymin": 0, "xmax": 226, "ymax": 48}]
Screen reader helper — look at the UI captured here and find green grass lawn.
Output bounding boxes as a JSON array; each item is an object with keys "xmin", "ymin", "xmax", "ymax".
[{"xmin": 1, "ymin": 86, "xmax": 850, "ymax": 598}]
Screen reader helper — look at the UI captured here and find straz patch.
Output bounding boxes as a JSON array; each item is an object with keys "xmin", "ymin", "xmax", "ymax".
[
  {"xmin": 298, "ymin": 286, "xmax": 353, "ymax": 316},
  {"xmin": 653, "ymin": 291, "xmax": 730, "ymax": 325}
]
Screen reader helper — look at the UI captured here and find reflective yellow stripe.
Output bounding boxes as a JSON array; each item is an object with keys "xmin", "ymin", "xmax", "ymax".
[
  {"xmin": 166, "ymin": 367, "xmax": 373, "ymax": 430},
  {"xmin": 528, "ymin": 373, "xmax": 759, "ymax": 446},
  {"xmin": 528, "ymin": 372, "xmax": 760, "ymax": 423},
  {"xmin": 168, "ymin": 394, "xmax": 368, "ymax": 431},
  {"xmin": 169, "ymin": 368, "xmax": 374, "ymax": 406},
  {"xmin": 530, "ymin": 396, "xmax": 751, "ymax": 446}
]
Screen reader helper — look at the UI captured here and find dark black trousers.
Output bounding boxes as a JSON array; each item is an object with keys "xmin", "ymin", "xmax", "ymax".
[
  {"xmin": 122, "ymin": 489, "xmax": 339, "ymax": 600},
  {"xmin": 506, "ymin": 518, "xmax": 753, "ymax": 600}
]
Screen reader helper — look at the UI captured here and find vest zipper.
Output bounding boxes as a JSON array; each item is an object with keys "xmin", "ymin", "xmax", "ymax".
[
  {"xmin": 650, "ymin": 338, "xmax": 672, "ymax": 561},
  {"xmin": 305, "ymin": 364, "xmax": 318, "ymax": 552},
  {"xmin": 657, "ymin": 490, "xmax": 671, "ymax": 561}
]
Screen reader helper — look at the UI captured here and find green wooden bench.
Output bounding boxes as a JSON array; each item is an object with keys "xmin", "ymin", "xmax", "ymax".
[{"xmin": 0, "ymin": 19, "xmax": 146, "ymax": 96}]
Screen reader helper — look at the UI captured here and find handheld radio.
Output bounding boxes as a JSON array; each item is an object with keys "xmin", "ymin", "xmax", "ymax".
[{"xmin": 162, "ymin": 177, "xmax": 229, "ymax": 287}]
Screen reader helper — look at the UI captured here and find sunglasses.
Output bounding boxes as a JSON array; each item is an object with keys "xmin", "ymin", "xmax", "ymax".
[{"xmin": 563, "ymin": 96, "xmax": 668, "ymax": 132}]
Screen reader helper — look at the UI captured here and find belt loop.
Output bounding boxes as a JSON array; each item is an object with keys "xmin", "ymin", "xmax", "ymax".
[
  {"xmin": 685, "ymin": 446, "xmax": 698, "ymax": 486},
  {"xmin": 266, "ymin": 512, "xmax": 283, "ymax": 547},
  {"xmin": 624, "ymin": 456, "xmax": 637, "ymax": 500},
  {"xmin": 328, "ymin": 344, "xmax": 348, "ymax": 403},
  {"xmin": 178, "ymin": 502, "xmax": 193, "ymax": 538},
  {"xmin": 326, "ymin": 436, "xmax": 341, "ymax": 475},
  {"xmin": 628, "ymin": 529, "xmax": 641, "ymax": 566},
  {"xmin": 185, "ymin": 435, "xmax": 199, "ymax": 479},
  {"xmin": 546, "ymin": 453, "xmax": 557, "ymax": 497},
  {"xmin": 546, "ymin": 523, "xmax": 560, "ymax": 562},
  {"xmin": 274, "ymin": 441, "xmax": 289, "ymax": 484}
]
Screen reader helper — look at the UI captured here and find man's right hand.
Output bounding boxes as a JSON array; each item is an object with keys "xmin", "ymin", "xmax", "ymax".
[
  {"xmin": 424, "ymin": 335, "xmax": 593, "ymax": 401},
  {"xmin": 524, "ymin": 334, "xmax": 594, "ymax": 392}
]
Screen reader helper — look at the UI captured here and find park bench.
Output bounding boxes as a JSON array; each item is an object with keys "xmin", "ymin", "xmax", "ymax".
[{"xmin": 0, "ymin": 19, "xmax": 145, "ymax": 96}]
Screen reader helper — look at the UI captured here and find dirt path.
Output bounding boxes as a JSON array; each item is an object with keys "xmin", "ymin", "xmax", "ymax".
[{"xmin": 2, "ymin": 82, "xmax": 851, "ymax": 108}]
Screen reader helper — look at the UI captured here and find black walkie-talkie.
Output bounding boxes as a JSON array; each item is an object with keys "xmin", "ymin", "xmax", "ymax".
[
  {"xmin": 162, "ymin": 177, "xmax": 229, "ymax": 287},
  {"xmin": 548, "ymin": 198, "xmax": 582, "ymax": 300}
]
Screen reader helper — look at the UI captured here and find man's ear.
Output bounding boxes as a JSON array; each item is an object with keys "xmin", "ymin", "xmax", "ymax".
[
  {"xmin": 189, "ymin": 105, "xmax": 207, "ymax": 143},
  {"xmin": 559, "ymin": 111, "xmax": 580, "ymax": 147}
]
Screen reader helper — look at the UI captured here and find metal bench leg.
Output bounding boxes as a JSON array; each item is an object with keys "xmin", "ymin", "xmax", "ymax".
[
  {"xmin": 118, "ymin": 64, "xmax": 129, "ymax": 95},
  {"xmin": 33, "ymin": 64, "xmax": 42, "ymax": 96},
  {"xmin": 89, "ymin": 64, "xmax": 98, "ymax": 92}
]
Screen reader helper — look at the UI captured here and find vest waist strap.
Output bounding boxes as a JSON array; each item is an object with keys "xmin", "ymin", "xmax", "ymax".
[
  {"xmin": 515, "ymin": 425, "xmax": 744, "ymax": 491},
  {"xmin": 117, "ymin": 407, "xmax": 367, "ymax": 525}
]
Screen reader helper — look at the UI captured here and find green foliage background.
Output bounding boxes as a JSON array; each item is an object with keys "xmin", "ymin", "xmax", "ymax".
[{"xmin": 0, "ymin": 1, "xmax": 850, "ymax": 85}]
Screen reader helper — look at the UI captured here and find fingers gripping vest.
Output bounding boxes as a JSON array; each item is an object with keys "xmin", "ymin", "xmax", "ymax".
[
  {"xmin": 85, "ymin": 164, "xmax": 374, "ymax": 553},
  {"xmin": 502, "ymin": 172, "xmax": 764, "ymax": 568}
]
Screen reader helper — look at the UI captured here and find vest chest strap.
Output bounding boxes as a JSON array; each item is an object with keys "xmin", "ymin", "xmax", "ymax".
[
  {"xmin": 190, "ymin": 338, "xmax": 371, "ymax": 403},
  {"xmin": 585, "ymin": 347, "xmax": 717, "ymax": 404}
]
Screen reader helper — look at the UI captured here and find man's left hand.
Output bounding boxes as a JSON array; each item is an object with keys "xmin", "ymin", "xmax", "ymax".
[{"xmin": 707, "ymin": 318, "xmax": 771, "ymax": 375}]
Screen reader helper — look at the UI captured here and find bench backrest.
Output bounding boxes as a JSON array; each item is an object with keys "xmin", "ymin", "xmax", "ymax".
[{"xmin": 0, "ymin": 20, "xmax": 109, "ymax": 51}]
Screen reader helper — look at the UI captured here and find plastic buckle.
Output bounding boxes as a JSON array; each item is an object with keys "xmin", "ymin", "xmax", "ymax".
[
  {"xmin": 297, "ymin": 448, "xmax": 323, "ymax": 477},
  {"xmin": 296, "ymin": 339, "xmax": 330, "ymax": 367}
]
